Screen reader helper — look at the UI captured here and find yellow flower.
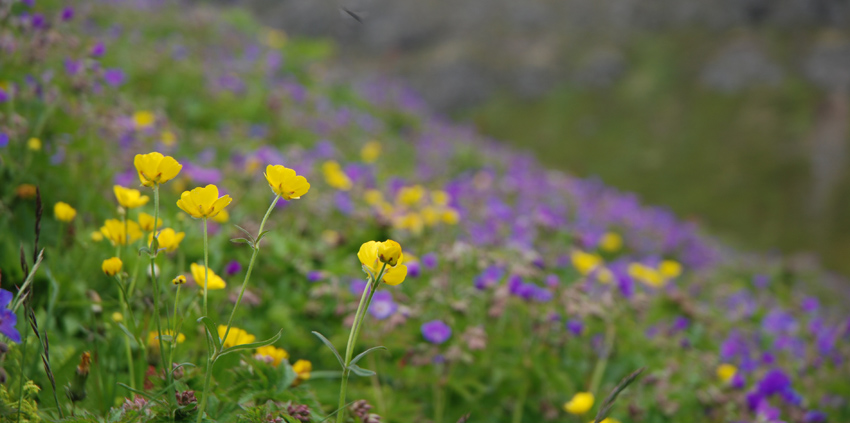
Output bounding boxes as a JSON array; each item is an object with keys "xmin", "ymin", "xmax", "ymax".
[
  {"xmin": 172, "ymin": 275, "xmax": 187, "ymax": 285},
  {"xmin": 133, "ymin": 111, "xmax": 155, "ymax": 128},
  {"xmin": 571, "ymin": 250, "xmax": 603, "ymax": 276},
  {"xmin": 176, "ymin": 185, "xmax": 232, "ymax": 219},
  {"xmin": 138, "ymin": 212, "xmax": 162, "ymax": 231},
  {"xmin": 27, "ymin": 137, "xmax": 41, "ymax": 151},
  {"xmin": 147, "ymin": 330, "xmax": 186, "ymax": 348},
  {"xmin": 101, "ymin": 257, "xmax": 123, "ymax": 276},
  {"xmin": 161, "ymin": 130, "xmax": 176, "ymax": 146},
  {"xmin": 114, "ymin": 185, "xmax": 150, "ymax": 209},
  {"xmin": 264, "ymin": 28, "xmax": 287, "ymax": 49},
  {"xmin": 111, "ymin": 312, "xmax": 124, "ymax": 323},
  {"xmin": 90, "ymin": 231, "xmax": 104, "ymax": 242},
  {"xmin": 358, "ymin": 240, "xmax": 408, "ymax": 286},
  {"xmin": 394, "ymin": 212, "xmax": 424, "ymax": 234},
  {"xmin": 628, "ymin": 263, "xmax": 665, "ymax": 288},
  {"xmin": 717, "ymin": 363, "xmax": 737, "ymax": 383},
  {"xmin": 441, "ymin": 209, "xmax": 460, "ymax": 225},
  {"xmin": 217, "ymin": 325, "xmax": 256, "ymax": 349},
  {"xmin": 421, "ymin": 206, "xmax": 440, "ymax": 226},
  {"xmin": 54, "ymin": 202, "xmax": 77, "ymax": 222},
  {"xmin": 255, "ymin": 346, "xmax": 289, "ymax": 367},
  {"xmin": 190, "ymin": 263, "xmax": 226, "ymax": 290},
  {"xmin": 322, "ymin": 161, "xmax": 352, "ymax": 191},
  {"xmin": 563, "ymin": 392, "xmax": 594, "ymax": 415},
  {"xmin": 659, "ymin": 260, "xmax": 682, "ymax": 279},
  {"xmin": 377, "ymin": 239, "xmax": 403, "ymax": 266},
  {"xmin": 431, "ymin": 190, "xmax": 450, "ymax": 206},
  {"xmin": 360, "ymin": 141, "xmax": 381, "ymax": 163},
  {"xmin": 100, "ymin": 219, "xmax": 143, "ymax": 245},
  {"xmin": 211, "ymin": 209, "xmax": 229, "ymax": 223},
  {"xmin": 264, "ymin": 165, "xmax": 310, "ymax": 200},
  {"xmin": 396, "ymin": 185, "xmax": 425, "ymax": 206},
  {"xmin": 599, "ymin": 232, "xmax": 623, "ymax": 252},
  {"xmin": 292, "ymin": 359, "xmax": 312, "ymax": 383},
  {"xmin": 364, "ymin": 189, "xmax": 384, "ymax": 205},
  {"xmin": 134, "ymin": 152, "xmax": 182, "ymax": 187},
  {"xmin": 149, "ymin": 228, "xmax": 185, "ymax": 252},
  {"xmin": 589, "ymin": 418, "xmax": 620, "ymax": 423},
  {"xmin": 596, "ymin": 267, "xmax": 614, "ymax": 284}
]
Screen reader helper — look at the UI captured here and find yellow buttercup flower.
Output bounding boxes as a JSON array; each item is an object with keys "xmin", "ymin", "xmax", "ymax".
[
  {"xmin": 161, "ymin": 130, "xmax": 176, "ymax": 146},
  {"xmin": 563, "ymin": 392, "xmax": 594, "ymax": 415},
  {"xmin": 27, "ymin": 137, "xmax": 41, "ymax": 151},
  {"xmin": 190, "ymin": 263, "xmax": 226, "ymax": 290},
  {"xmin": 133, "ymin": 111, "xmax": 155, "ymax": 128},
  {"xmin": 114, "ymin": 185, "xmax": 150, "ymax": 209},
  {"xmin": 397, "ymin": 185, "xmax": 425, "ymax": 206},
  {"xmin": 172, "ymin": 275, "xmax": 187, "ymax": 285},
  {"xmin": 394, "ymin": 212, "xmax": 423, "ymax": 234},
  {"xmin": 217, "ymin": 325, "xmax": 255, "ymax": 348},
  {"xmin": 571, "ymin": 250, "xmax": 603, "ymax": 276},
  {"xmin": 264, "ymin": 165, "xmax": 310, "ymax": 200},
  {"xmin": 147, "ymin": 330, "xmax": 186, "ymax": 348},
  {"xmin": 138, "ymin": 212, "xmax": 162, "ymax": 231},
  {"xmin": 628, "ymin": 263, "xmax": 664, "ymax": 288},
  {"xmin": 360, "ymin": 141, "xmax": 381, "ymax": 163},
  {"xmin": 322, "ymin": 161, "xmax": 352, "ymax": 191},
  {"xmin": 101, "ymin": 257, "xmax": 123, "ymax": 276},
  {"xmin": 149, "ymin": 228, "xmax": 185, "ymax": 252},
  {"xmin": 377, "ymin": 239, "xmax": 403, "ymax": 266},
  {"xmin": 54, "ymin": 202, "xmax": 77, "ymax": 222},
  {"xmin": 421, "ymin": 206, "xmax": 440, "ymax": 226},
  {"xmin": 111, "ymin": 312, "xmax": 124, "ymax": 323},
  {"xmin": 599, "ymin": 232, "xmax": 623, "ymax": 252},
  {"xmin": 431, "ymin": 190, "xmax": 450, "ymax": 206},
  {"xmin": 716, "ymin": 363, "xmax": 737, "ymax": 383},
  {"xmin": 659, "ymin": 260, "xmax": 682, "ymax": 279},
  {"xmin": 255, "ymin": 346, "xmax": 289, "ymax": 367},
  {"xmin": 596, "ymin": 267, "xmax": 614, "ymax": 284},
  {"xmin": 90, "ymin": 231, "xmax": 104, "ymax": 242},
  {"xmin": 358, "ymin": 240, "xmax": 408, "ymax": 286},
  {"xmin": 364, "ymin": 189, "xmax": 384, "ymax": 205},
  {"xmin": 176, "ymin": 185, "xmax": 232, "ymax": 219},
  {"xmin": 441, "ymin": 208, "xmax": 460, "ymax": 225},
  {"xmin": 292, "ymin": 359, "xmax": 312, "ymax": 384},
  {"xmin": 211, "ymin": 209, "xmax": 229, "ymax": 223},
  {"xmin": 100, "ymin": 219, "xmax": 143, "ymax": 245},
  {"xmin": 134, "ymin": 152, "xmax": 182, "ymax": 187}
]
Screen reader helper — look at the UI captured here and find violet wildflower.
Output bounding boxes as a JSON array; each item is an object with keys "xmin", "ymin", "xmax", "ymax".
[
  {"xmin": 103, "ymin": 68, "xmax": 125, "ymax": 87},
  {"xmin": 804, "ymin": 410, "xmax": 827, "ymax": 423},
  {"xmin": 307, "ymin": 271, "xmax": 324, "ymax": 283},
  {"xmin": 0, "ymin": 289, "xmax": 21, "ymax": 343},
  {"xmin": 670, "ymin": 316, "xmax": 689, "ymax": 334},
  {"xmin": 0, "ymin": 88, "xmax": 8, "ymax": 103},
  {"xmin": 566, "ymin": 319, "xmax": 584, "ymax": 336},
  {"xmin": 0, "ymin": 133, "xmax": 8, "ymax": 148},
  {"xmin": 801, "ymin": 297, "xmax": 819, "ymax": 313},
  {"xmin": 61, "ymin": 7, "xmax": 74, "ymax": 21},
  {"xmin": 22, "ymin": 0, "xmax": 35, "ymax": 7},
  {"xmin": 65, "ymin": 59, "xmax": 83, "ymax": 76},
  {"xmin": 757, "ymin": 368, "xmax": 791, "ymax": 397},
  {"xmin": 90, "ymin": 42, "xmax": 106, "ymax": 57},
  {"xmin": 730, "ymin": 373, "xmax": 746, "ymax": 389},
  {"xmin": 421, "ymin": 253, "xmax": 438, "ymax": 269},
  {"xmin": 421, "ymin": 320, "xmax": 451, "ymax": 344},
  {"xmin": 368, "ymin": 291, "xmax": 397, "ymax": 320},
  {"xmin": 473, "ymin": 266, "xmax": 503, "ymax": 290},
  {"xmin": 407, "ymin": 260, "xmax": 421, "ymax": 278},
  {"xmin": 224, "ymin": 260, "xmax": 241, "ymax": 276},
  {"xmin": 31, "ymin": 13, "xmax": 45, "ymax": 29},
  {"xmin": 753, "ymin": 274, "xmax": 769, "ymax": 289},
  {"xmin": 545, "ymin": 274, "xmax": 559, "ymax": 288}
]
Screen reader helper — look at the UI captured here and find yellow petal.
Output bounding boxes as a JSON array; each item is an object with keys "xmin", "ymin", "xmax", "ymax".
[
  {"xmin": 209, "ymin": 195, "xmax": 232, "ymax": 217},
  {"xmin": 157, "ymin": 156, "xmax": 182, "ymax": 183},
  {"xmin": 357, "ymin": 241, "xmax": 379, "ymax": 270},
  {"xmin": 382, "ymin": 264, "xmax": 407, "ymax": 286}
]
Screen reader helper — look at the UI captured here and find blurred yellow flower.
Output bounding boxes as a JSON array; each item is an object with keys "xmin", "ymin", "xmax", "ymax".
[
  {"xmin": 101, "ymin": 257, "xmax": 123, "ymax": 276},
  {"xmin": 322, "ymin": 161, "xmax": 352, "ymax": 191},
  {"xmin": 571, "ymin": 250, "xmax": 603, "ymax": 276},
  {"xmin": 133, "ymin": 111, "xmax": 155, "ymax": 128},
  {"xmin": 134, "ymin": 152, "xmax": 182, "ymax": 187},
  {"xmin": 431, "ymin": 190, "xmax": 450, "ymax": 206},
  {"xmin": 716, "ymin": 363, "xmax": 737, "ymax": 383},
  {"xmin": 659, "ymin": 260, "xmax": 682, "ymax": 279},
  {"xmin": 360, "ymin": 141, "xmax": 381, "ymax": 163},
  {"xmin": 599, "ymin": 232, "xmax": 623, "ymax": 252},
  {"xmin": 364, "ymin": 189, "xmax": 384, "ymax": 206},
  {"xmin": 100, "ymin": 219, "xmax": 143, "ymax": 245},
  {"xmin": 629, "ymin": 263, "xmax": 664, "ymax": 288},
  {"xmin": 190, "ymin": 263, "xmax": 226, "ymax": 290},
  {"xmin": 217, "ymin": 325, "xmax": 255, "ymax": 348},
  {"xmin": 588, "ymin": 418, "xmax": 620, "ymax": 423},
  {"xmin": 211, "ymin": 209, "xmax": 229, "ymax": 223},
  {"xmin": 264, "ymin": 165, "xmax": 310, "ymax": 200},
  {"xmin": 176, "ymin": 184, "xmax": 232, "ymax": 219},
  {"xmin": 358, "ymin": 240, "xmax": 408, "ymax": 286},
  {"xmin": 255, "ymin": 345, "xmax": 289, "ymax": 367},
  {"xmin": 138, "ymin": 212, "xmax": 162, "ymax": 231},
  {"xmin": 563, "ymin": 392, "xmax": 594, "ymax": 415},
  {"xmin": 596, "ymin": 267, "xmax": 614, "ymax": 284},
  {"xmin": 111, "ymin": 312, "xmax": 124, "ymax": 323},
  {"xmin": 292, "ymin": 359, "xmax": 312, "ymax": 384},
  {"xmin": 264, "ymin": 28, "xmax": 287, "ymax": 49},
  {"xmin": 421, "ymin": 206, "xmax": 440, "ymax": 226},
  {"xmin": 54, "ymin": 202, "xmax": 76, "ymax": 222},
  {"xmin": 150, "ymin": 228, "xmax": 185, "ymax": 252},
  {"xmin": 114, "ymin": 185, "xmax": 150, "ymax": 209},
  {"xmin": 441, "ymin": 208, "xmax": 460, "ymax": 225},
  {"xmin": 172, "ymin": 275, "xmax": 187, "ymax": 285},
  {"xmin": 147, "ymin": 329, "xmax": 185, "ymax": 348},
  {"xmin": 397, "ymin": 185, "xmax": 425, "ymax": 206},
  {"xmin": 161, "ymin": 130, "xmax": 176, "ymax": 146},
  {"xmin": 27, "ymin": 137, "xmax": 41, "ymax": 151},
  {"xmin": 90, "ymin": 231, "xmax": 104, "ymax": 242},
  {"xmin": 395, "ymin": 212, "xmax": 424, "ymax": 234}
]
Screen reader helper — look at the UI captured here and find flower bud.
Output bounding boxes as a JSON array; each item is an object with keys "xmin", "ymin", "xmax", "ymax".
[
  {"xmin": 172, "ymin": 363, "xmax": 184, "ymax": 380},
  {"xmin": 66, "ymin": 352, "xmax": 91, "ymax": 403},
  {"xmin": 102, "ymin": 257, "xmax": 123, "ymax": 276},
  {"xmin": 172, "ymin": 275, "xmax": 186, "ymax": 285},
  {"xmin": 377, "ymin": 240, "xmax": 402, "ymax": 266}
]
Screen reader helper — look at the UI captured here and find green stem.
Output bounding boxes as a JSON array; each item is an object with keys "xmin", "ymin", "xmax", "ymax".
[
  {"xmin": 588, "ymin": 320, "xmax": 616, "ymax": 395},
  {"xmin": 15, "ymin": 318, "xmax": 29, "ymax": 423},
  {"xmin": 195, "ymin": 355, "xmax": 214, "ymax": 423},
  {"xmin": 127, "ymin": 251, "xmax": 142, "ymax": 297},
  {"xmin": 434, "ymin": 364, "xmax": 445, "ymax": 423},
  {"xmin": 220, "ymin": 195, "xmax": 279, "ymax": 346},
  {"xmin": 124, "ymin": 334, "xmax": 136, "ymax": 390},
  {"xmin": 148, "ymin": 185, "xmax": 172, "ymax": 403},
  {"xmin": 202, "ymin": 218, "xmax": 209, "ymax": 317},
  {"xmin": 335, "ymin": 263, "xmax": 387, "ymax": 423}
]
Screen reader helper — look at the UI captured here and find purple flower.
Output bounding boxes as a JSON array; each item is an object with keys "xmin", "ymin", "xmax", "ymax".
[
  {"xmin": 421, "ymin": 253, "xmax": 438, "ymax": 269},
  {"xmin": 730, "ymin": 373, "xmax": 746, "ymax": 389},
  {"xmin": 804, "ymin": 410, "xmax": 827, "ymax": 423},
  {"xmin": 757, "ymin": 369, "xmax": 791, "ymax": 397},
  {"xmin": 103, "ymin": 68, "xmax": 125, "ymax": 87},
  {"xmin": 307, "ymin": 271, "xmax": 324, "ymax": 282},
  {"xmin": 90, "ymin": 42, "xmax": 105, "ymax": 57},
  {"xmin": 566, "ymin": 319, "xmax": 584, "ymax": 336},
  {"xmin": 801, "ymin": 297, "xmax": 819, "ymax": 313},
  {"xmin": 756, "ymin": 399, "xmax": 782, "ymax": 422},
  {"xmin": 31, "ymin": 13, "xmax": 45, "ymax": 29},
  {"xmin": 0, "ymin": 289, "xmax": 21, "ymax": 343},
  {"xmin": 368, "ymin": 291, "xmax": 397, "ymax": 320},
  {"xmin": 473, "ymin": 266, "xmax": 503, "ymax": 290},
  {"xmin": 0, "ymin": 133, "xmax": 8, "ymax": 148},
  {"xmin": 407, "ymin": 260, "xmax": 421, "ymax": 278},
  {"xmin": 350, "ymin": 280, "xmax": 369, "ymax": 296},
  {"xmin": 22, "ymin": 0, "xmax": 34, "ymax": 6},
  {"xmin": 0, "ymin": 88, "xmax": 8, "ymax": 103},
  {"xmin": 545, "ymin": 274, "xmax": 560, "ymax": 288},
  {"xmin": 753, "ymin": 274, "xmax": 770, "ymax": 289},
  {"xmin": 421, "ymin": 320, "xmax": 452, "ymax": 344},
  {"xmin": 670, "ymin": 316, "xmax": 690, "ymax": 334},
  {"xmin": 65, "ymin": 59, "xmax": 83, "ymax": 76},
  {"xmin": 61, "ymin": 7, "xmax": 74, "ymax": 21},
  {"xmin": 225, "ymin": 260, "xmax": 242, "ymax": 276},
  {"xmin": 183, "ymin": 163, "xmax": 222, "ymax": 185}
]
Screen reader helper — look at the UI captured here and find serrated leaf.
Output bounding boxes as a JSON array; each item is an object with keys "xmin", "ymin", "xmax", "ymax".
[
  {"xmin": 197, "ymin": 316, "xmax": 222, "ymax": 353},
  {"xmin": 349, "ymin": 345, "xmax": 388, "ymax": 366},
  {"xmin": 348, "ymin": 364, "xmax": 376, "ymax": 377},
  {"xmin": 218, "ymin": 329, "xmax": 283, "ymax": 358},
  {"xmin": 312, "ymin": 331, "xmax": 345, "ymax": 369}
]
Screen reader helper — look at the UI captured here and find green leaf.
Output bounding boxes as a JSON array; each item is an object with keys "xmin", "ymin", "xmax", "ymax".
[
  {"xmin": 137, "ymin": 246, "xmax": 151, "ymax": 257},
  {"xmin": 349, "ymin": 345, "xmax": 387, "ymax": 366},
  {"xmin": 348, "ymin": 364, "xmax": 376, "ymax": 377},
  {"xmin": 255, "ymin": 230, "xmax": 271, "ymax": 244},
  {"xmin": 197, "ymin": 316, "xmax": 222, "ymax": 353},
  {"xmin": 230, "ymin": 238, "xmax": 253, "ymax": 247},
  {"xmin": 233, "ymin": 225, "xmax": 256, "ymax": 242},
  {"xmin": 219, "ymin": 329, "xmax": 283, "ymax": 358},
  {"xmin": 115, "ymin": 323, "xmax": 137, "ymax": 346},
  {"xmin": 117, "ymin": 383, "xmax": 155, "ymax": 400},
  {"xmin": 311, "ymin": 331, "xmax": 345, "ymax": 369}
]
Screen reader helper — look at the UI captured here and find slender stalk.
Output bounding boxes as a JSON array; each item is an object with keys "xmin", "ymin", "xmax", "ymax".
[
  {"xmin": 220, "ymin": 195, "xmax": 279, "ymax": 346},
  {"xmin": 202, "ymin": 218, "xmax": 209, "ymax": 317},
  {"xmin": 124, "ymin": 335, "xmax": 136, "ymax": 390},
  {"xmin": 434, "ymin": 364, "xmax": 445, "ymax": 423},
  {"xmin": 167, "ymin": 284, "xmax": 182, "ymax": 383},
  {"xmin": 336, "ymin": 263, "xmax": 387, "ymax": 423},
  {"xmin": 15, "ymin": 321, "xmax": 29, "ymax": 423},
  {"xmin": 588, "ymin": 320, "xmax": 616, "ymax": 395},
  {"xmin": 196, "ymin": 345, "xmax": 214, "ymax": 423},
  {"xmin": 148, "ymin": 185, "xmax": 172, "ymax": 402}
]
